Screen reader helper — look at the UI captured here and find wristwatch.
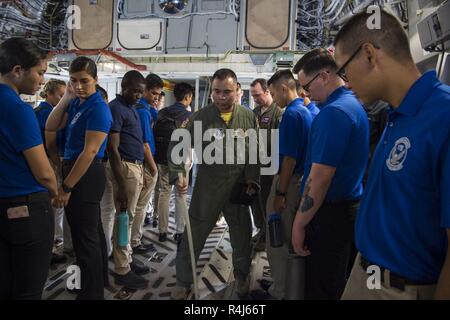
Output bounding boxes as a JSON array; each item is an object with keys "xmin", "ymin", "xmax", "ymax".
[
  {"xmin": 62, "ymin": 182, "xmax": 73, "ymax": 193},
  {"xmin": 276, "ymin": 189, "xmax": 287, "ymax": 197}
]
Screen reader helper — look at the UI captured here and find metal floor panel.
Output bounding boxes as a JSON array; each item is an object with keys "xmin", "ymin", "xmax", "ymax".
[{"xmin": 42, "ymin": 194, "xmax": 271, "ymax": 300}]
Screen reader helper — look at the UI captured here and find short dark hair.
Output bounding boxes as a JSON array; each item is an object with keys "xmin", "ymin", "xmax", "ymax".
[
  {"xmin": 212, "ymin": 68, "xmax": 237, "ymax": 83},
  {"xmin": 96, "ymin": 84, "xmax": 108, "ymax": 101},
  {"xmin": 145, "ymin": 73, "xmax": 164, "ymax": 90},
  {"xmin": 0, "ymin": 37, "xmax": 48, "ymax": 74},
  {"xmin": 267, "ymin": 69, "xmax": 297, "ymax": 90},
  {"xmin": 334, "ymin": 6, "xmax": 412, "ymax": 62},
  {"xmin": 174, "ymin": 82, "xmax": 194, "ymax": 102},
  {"xmin": 293, "ymin": 48, "xmax": 337, "ymax": 76},
  {"xmin": 250, "ymin": 78, "xmax": 268, "ymax": 91},
  {"xmin": 69, "ymin": 56, "xmax": 97, "ymax": 78},
  {"xmin": 121, "ymin": 70, "xmax": 145, "ymax": 89}
]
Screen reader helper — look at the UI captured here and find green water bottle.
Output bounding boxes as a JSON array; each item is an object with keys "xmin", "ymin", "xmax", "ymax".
[{"xmin": 117, "ymin": 209, "xmax": 129, "ymax": 248}]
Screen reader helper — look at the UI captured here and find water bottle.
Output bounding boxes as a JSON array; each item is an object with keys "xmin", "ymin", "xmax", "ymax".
[
  {"xmin": 117, "ymin": 209, "xmax": 129, "ymax": 248},
  {"xmin": 268, "ymin": 212, "xmax": 283, "ymax": 248},
  {"xmin": 285, "ymin": 249, "xmax": 306, "ymax": 300}
]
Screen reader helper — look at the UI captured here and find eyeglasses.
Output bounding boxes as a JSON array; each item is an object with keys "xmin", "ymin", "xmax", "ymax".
[
  {"xmin": 336, "ymin": 45, "xmax": 362, "ymax": 82},
  {"xmin": 336, "ymin": 43, "xmax": 380, "ymax": 82},
  {"xmin": 302, "ymin": 70, "xmax": 329, "ymax": 93}
]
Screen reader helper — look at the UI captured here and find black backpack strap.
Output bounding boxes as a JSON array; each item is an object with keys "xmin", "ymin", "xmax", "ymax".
[{"xmin": 171, "ymin": 109, "xmax": 191, "ymax": 128}]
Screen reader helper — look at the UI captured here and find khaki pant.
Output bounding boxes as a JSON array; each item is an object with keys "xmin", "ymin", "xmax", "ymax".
[
  {"xmin": 265, "ymin": 174, "xmax": 301, "ymax": 299},
  {"xmin": 157, "ymin": 164, "xmax": 189, "ymax": 234},
  {"xmin": 152, "ymin": 175, "xmax": 160, "ymax": 221},
  {"xmin": 132, "ymin": 167, "xmax": 158, "ymax": 247},
  {"xmin": 107, "ymin": 161, "xmax": 144, "ymax": 275},
  {"xmin": 100, "ymin": 166, "xmax": 115, "ymax": 257},
  {"xmin": 341, "ymin": 253, "xmax": 436, "ymax": 300}
]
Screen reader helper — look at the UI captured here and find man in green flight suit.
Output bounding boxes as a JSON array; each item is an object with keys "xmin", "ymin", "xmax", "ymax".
[{"xmin": 170, "ymin": 68, "xmax": 260, "ymax": 299}]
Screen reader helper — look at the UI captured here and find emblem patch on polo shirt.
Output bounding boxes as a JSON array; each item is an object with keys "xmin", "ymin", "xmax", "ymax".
[
  {"xmin": 70, "ymin": 112, "xmax": 82, "ymax": 126},
  {"xmin": 386, "ymin": 137, "xmax": 411, "ymax": 171}
]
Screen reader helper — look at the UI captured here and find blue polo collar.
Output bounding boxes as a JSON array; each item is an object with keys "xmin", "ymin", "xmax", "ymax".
[
  {"xmin": 139, "ymin": 98, "xmax": 151, "ymax": 109},
  {"xmin": 39, "ymin": 101, "xmax": 53, "ymax": 109},
  {"xmin": 323, "ymin": 86, "xmax": 350, "ymax": 107},
  {"xmin": 286, "ymin": 97, "xmax": 304, "ymax": 109},
  {"xmin": 393, "ymin": 71, "xmax": 440, "ymax": 117},
  {"xmin": 116, "ymin": 94, "xmax": 135, "ymax": 109},
  {"xmin": 73, "ymin": 91, "xmax": 102, "ymax": 111}
]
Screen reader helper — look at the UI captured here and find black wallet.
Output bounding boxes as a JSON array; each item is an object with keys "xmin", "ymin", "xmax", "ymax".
[{"xmin": 230, "ymin": 182, "xmax": 261, "ymax": 206}]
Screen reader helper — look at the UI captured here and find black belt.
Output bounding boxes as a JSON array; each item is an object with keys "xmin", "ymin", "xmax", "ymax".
[
  {"xmin": 325, "ymin": 198, "xmax": 360, "ymax": 206},
  {"xmin": 121, "ymin": 158, "xmax": 143, "ymax": 165},
  {"xmin": 0, "ymin": 192, "xmax": 49, "ymax": 205},
  {"xmin": 63, "ymin": 158, "xmax": 105, "ymax": 166},
  {"xmin": 360, "ymin": 256, "xmax": 435, "ymax": 291}
]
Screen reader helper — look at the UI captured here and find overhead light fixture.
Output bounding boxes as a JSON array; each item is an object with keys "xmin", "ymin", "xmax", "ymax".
[{"xmin": 159, "ymin": 0, "xmax": 188, "ymax": 14}]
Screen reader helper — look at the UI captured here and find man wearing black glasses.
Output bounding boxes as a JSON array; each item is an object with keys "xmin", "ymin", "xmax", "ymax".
[
  {"xmin": 335, "ymin": 8, "xmax": 450, "ymax": 300},
  {"xmin": 291, "ymin": 48, "xmax": 370, "ymax": 299}
]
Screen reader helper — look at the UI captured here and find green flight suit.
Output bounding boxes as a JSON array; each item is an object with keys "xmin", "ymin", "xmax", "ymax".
[
  {"xmin": 252, "ymin": 103, "xmax": 283, "ymax": 231},
  {"xmin": 169, "ymin": 103, "xmax": 260, "ymax": 287}
]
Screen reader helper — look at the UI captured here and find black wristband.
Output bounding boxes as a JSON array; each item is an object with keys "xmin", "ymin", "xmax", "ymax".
[
  {"xmin": 62, "ymin": 182, "xmax": 73, "ymax": 193},
  {"xmin": 276, "ymin": 190, "xmax": 287, "ymax": 197}
]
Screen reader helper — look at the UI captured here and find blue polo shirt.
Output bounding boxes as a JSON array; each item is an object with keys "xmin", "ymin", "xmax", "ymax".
[
  {"xmin": 137, "ymin": 98, "xmax": 156, "ymax": 154},
  {"xmin": 34, "ymin": 102, "xmax": 66, "ymax": 156},
  {"xmin": 0, "ymin": 84, "xmax": 47, "ymax": 197},
  {"xmin": 356, "ymin": 71, "xmax": 450, "ymax": 283},
  {"xmin": 149, "ymin": 106, "xmax": 158, "ymax": 126},
  {"xmin": 109, "ymin": 95, "xmax": 144, "ymax": 161},
  {"xmin": 301, "ymin": 86, "xmax": 369, "ymax": 201},
  {"xmin": 306, "ymin": 101, "xmax": 320, "ymax": 119},
  {"xmin": 279, "ymin": 98, "xmax": 313, "ymax": 175},
  {"xmin": 64, "ymin": 91, "xmax": 112, "ymax": 160}
]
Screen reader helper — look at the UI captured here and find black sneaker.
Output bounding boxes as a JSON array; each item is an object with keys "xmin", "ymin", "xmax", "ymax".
[
  {"xmin": 66, "ymin": 288, "xmax": 82, "ymax": 295},
  {"xmin": 130, "ymin": 260, "xmax": 150, "ymax": 275},
  {"xmin": 114, "ymin": 271, "xmax": 149, "ymax": 290},
  {"xmin": 132, "ymin": 243, "xmax": 155, "ymax": 255},
  {"xmin": 152, "ymin": 219, "xmax": 158, "ymax": 228},
  {"xmin": 51, "ymin": 253, "xmax": 67, "ymax": 264},
  {"xmin": 249, "ymin": 289, "xmax": 276, "ymax": 300},
  {"xmin": 173, "ymin": 233, "xmax": 183, "ymax": 244},
  {"xmin": 257, "ymin": 278, "xmax": 273, "ymax": 291},
  {"xmin": 158, "ymin": 233, "xmax": 167, "ymax": 242}
]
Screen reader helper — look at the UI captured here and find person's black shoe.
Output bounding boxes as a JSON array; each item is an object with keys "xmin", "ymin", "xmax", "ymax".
[
  {"xmin": 132, "ymin": 243, "xmax": 155, "ymax": 255},
  {"xmin": 51, "ymin": 252, "xmax": 67, "ymax": 264},
  {"xmin": 66, "ymin": 288, "xmax": 82, "ymax": 295},
  {"xmin": 144, "ymin": 215, "xmax": 151, "ymax": 226},
  {"xmin": 257, "ymin": 278, "xmax": 273, "ymax": 291},
  {"xmin": 158, "ymin": 233, "xmax": 167, "ymax": 242},
  {"xmin": 152, "ymin": 219, "xmax": 158, "ymax": 228},
  {"xmin": 114, "ymin": 271, "xmax": 149, "ymax": 290},
  {"xmin": 130, "ymin": 260, "xmax": 150, "ymax": 275},
  {"xmin": 249, "ymin": 289, "xmax": 276, "ymax": 300},
  {"xmin": 173, "ymin": 233, "xmax": 183, "ymax": 244},
  {"xmin": 254, "ymin": 238, "xmax": 266, "ymax": 252}
]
